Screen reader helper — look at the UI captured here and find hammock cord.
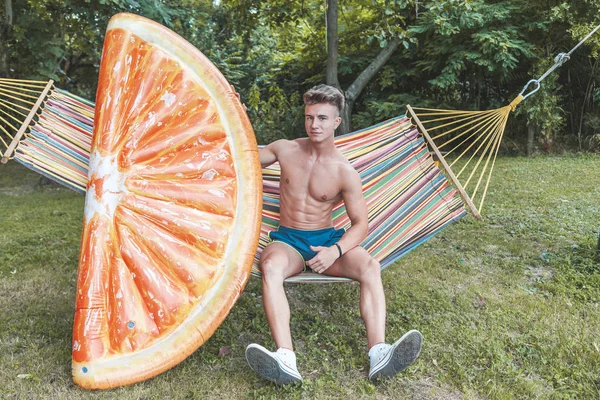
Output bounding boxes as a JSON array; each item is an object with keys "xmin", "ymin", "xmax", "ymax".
[{"xmin": 519, "ymin": 22, "xmax": 600, "ymax": 100}]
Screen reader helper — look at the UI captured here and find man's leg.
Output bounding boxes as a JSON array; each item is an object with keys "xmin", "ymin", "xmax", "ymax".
[
  {"xmin": 324, "ymin": 246, "xmax": 385, "ymax": 348},
  {"xmin": 245, "ymin": 242, "xmax": 305, "ymax": 385},
  {"xmin": 260, "ymin": 242, "xmax": 304, "ymax": 349},
  {"xmin": 323, "ymin": 247, "xmax": 422, "ymax": 380}
]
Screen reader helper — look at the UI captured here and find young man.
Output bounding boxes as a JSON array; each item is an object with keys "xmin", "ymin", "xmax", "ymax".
[{"xmin": 245, "ymin": 84, "xmax": 422, "ymax": 385}]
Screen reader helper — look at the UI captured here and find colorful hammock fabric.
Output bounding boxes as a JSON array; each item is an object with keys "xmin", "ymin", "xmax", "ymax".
[
  {"xmin": 13, "ymin": 88, "xmax": 94, "ymax": 193},
  {"xmin": 254, "ymin": 117, "xmax": 466, "ymax": 283},
  {"xmin": 2, "ymin": 87, "xmax": 467, "ymax": 283}
]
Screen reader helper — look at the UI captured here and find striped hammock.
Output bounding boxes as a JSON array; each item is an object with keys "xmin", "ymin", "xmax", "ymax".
[
  {"xmin": 1, "ymin": 81, "xmax": 468, "ymax": 283},
  {"xmin": 254, "ymin": 117, "xmax": 466, "ymax": 283},
  {"xmin": 12, "ymin": 88, "xmax": 94, "ymax": 192}
]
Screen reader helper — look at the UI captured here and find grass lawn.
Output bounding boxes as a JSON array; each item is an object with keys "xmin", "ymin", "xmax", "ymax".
[{"xmin": 0, "ymin": 154, "xmax": 599, "ymax": 399}]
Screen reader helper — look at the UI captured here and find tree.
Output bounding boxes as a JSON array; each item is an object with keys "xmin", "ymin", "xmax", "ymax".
[
  {"xmin": 325, "ymin": 0, "xmax": 409, "ymax": 133},
  {"xmin": 0, "ymin": 0, "xmax": 211, "ymax": 97},
  {"xmin": 224, "ymin": 0, "xmax": 417, "ymax": 134},
  {"xmin": 2, "ymin": 0, "xmax": 600, "ymax": 151}
]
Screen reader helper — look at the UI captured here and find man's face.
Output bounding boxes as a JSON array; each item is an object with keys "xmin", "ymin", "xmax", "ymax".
[{"xmin": 304, "ymin": 102, "xmax": 341, "ymax": 142}]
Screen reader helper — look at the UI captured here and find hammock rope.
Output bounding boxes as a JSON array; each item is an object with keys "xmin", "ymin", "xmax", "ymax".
[
  {"xmin": 410, "ymin": 104, "xmax": 511, "ymax": 215},
  {"xmin": 0, "ymin": 79, "xmax": 54, "ymax": 164}
]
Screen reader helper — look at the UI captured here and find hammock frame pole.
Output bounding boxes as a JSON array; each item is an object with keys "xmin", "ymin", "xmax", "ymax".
[
  {"xmin": 1, "ymin": 79, "xmax": 54, "ymax": 164},
  {"xmin": 407, "ymin": 104, "xmax": 482, "ymax": 220}
]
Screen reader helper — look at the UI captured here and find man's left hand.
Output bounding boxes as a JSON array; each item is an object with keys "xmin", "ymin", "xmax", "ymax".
[{"xmin": 306, "ymin": 245, "xmax": 339, "ymax": 274}]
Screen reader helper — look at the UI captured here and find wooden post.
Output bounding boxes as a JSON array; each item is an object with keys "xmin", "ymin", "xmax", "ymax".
[
  {"xmin": 407, "ymin": 104, "xmax": 482, "ymax": 220},
  {"xmin": 1, "ymin": 79, "xmax": 54, "ymax": 164}
]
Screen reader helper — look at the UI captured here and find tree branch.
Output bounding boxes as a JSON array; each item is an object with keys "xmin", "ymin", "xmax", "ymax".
[{"xmin": 345, "ymin": 38, "xmax": 401, "ymax": 102}]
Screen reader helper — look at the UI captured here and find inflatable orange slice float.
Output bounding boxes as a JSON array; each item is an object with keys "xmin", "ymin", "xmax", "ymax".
[{"xmin": 72, "ymin": 13, "xmax": 262, "ymax": 389}]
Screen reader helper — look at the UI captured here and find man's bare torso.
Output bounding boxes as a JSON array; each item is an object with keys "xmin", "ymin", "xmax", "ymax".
[{"xmin": 276, "ymin": 138, "xmax": 350, "ymax": 230}]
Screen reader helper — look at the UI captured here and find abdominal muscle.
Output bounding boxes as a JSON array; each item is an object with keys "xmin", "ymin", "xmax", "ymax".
[
  {"xmin": 278, "ymin": 188, "xmax": 338, "ymax": 230},
  {"xmin": 275, "ymin": 139, "xmax": 344, "ymax": 230}
]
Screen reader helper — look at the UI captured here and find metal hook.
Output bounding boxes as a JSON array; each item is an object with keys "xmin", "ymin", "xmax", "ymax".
[{"xmin": 519, "ymin": 79, "xmax": 541, "ymax": 100}]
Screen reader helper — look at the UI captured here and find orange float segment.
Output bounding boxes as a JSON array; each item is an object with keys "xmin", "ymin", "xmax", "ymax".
[
  {"xmin": 114, "ymin": 218, "xmax": 194, "ymax": 327},
  {"xmin": 119, "ymin": 83, "xmax": 219, "ymax": 167},
  {"xmin": 115, "ymin": 205, "xmax": 223, "ymax": 297},
  {"xmin": 73, "ymin": 216, "xmax": 112, "ymax": 364},
  {"xmin": 73, "ymin": 12, "xmax": 262, "ymax": 389},
  {"xmin": 93, "ymin": 29, "xmax": 136, "ymax": 156},
  {"xmin": 107, "ymin": 256, "xmax": 159, "ymax": 353},
  {"xmin": 129, "ymin": 137, "xmax": 236, "ymax": 180},
  {"xmin": 72, "ymin": 308, "xmax": 110, "ymax": 363},
  {"xmin": 75, "ymin": 216, "xmax": 111, "ymax": 310},
  {"xmin": 126, "ymin": 175, "xmax": 236, "ymax": 216},
  {"xmin": 119, "ymin": 194, "xmax": 232, "ymax": 257}
]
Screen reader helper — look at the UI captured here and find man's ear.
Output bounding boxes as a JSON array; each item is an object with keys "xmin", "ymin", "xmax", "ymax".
[{"xmin": 335, "ymin": 116, "xmax": 341, "ymax": 129}]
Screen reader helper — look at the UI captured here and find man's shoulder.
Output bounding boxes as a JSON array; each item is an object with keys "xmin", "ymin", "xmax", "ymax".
[
  {"xmin": 333, "ymin": 149, "xmax": 354, "ymax": 169},
  {"xmin": 271, "ymin": 138, "xmax": 303, "ymax": 151},
  {"xmin": 338, "ymin": 159, "xmax": 358, "ymax": 175},
  {"xmin": 335, "ymin": 155, "xmax": 360, "ymax": 184}
]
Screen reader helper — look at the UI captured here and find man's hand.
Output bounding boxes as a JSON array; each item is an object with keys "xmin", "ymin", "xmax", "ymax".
[{"xmin": 306, "ymin": 245, "xmax": 339, "ymax": 274}]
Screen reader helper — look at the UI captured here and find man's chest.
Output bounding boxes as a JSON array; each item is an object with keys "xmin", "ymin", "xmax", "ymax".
[{"xmin": 279, "ymin": 159, "xmax": 341, "ymax": 202}]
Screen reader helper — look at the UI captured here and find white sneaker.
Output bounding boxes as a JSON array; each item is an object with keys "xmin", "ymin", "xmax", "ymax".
[
  {"xmin": 368, "ymin": 330, "xmax": 423, "ymax": 381},
  {"xmin": 245, "ymin": 344, "xmax": 303, "ymax": 386}
]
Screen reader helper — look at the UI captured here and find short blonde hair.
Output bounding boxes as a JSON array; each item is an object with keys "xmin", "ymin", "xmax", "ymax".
[{"xmin": 303, "ymin": 84, "xmax": 345, "ymax": 114}]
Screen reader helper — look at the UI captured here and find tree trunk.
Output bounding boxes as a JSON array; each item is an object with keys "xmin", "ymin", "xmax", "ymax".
[
  {"xmin": 0, "ymin": 0, "xmax": 13, "ymax": 77},
  {"xmin": 476, "ymin": 73, "xmax": 482, "ymax": 110},
  {"xmin": 338, "ymin": 38, "xmax": 400, "ymax": 134},
  {"xmin": 339, "ymin": 98, "xmax": 353, "ymax": 134},
  {"xmin": 325, "ymin": 0, "xmax": 340, "ymax": 89},
  {"xmin": 578, "ymin": 56, "xmax": 599, "ymax": 150},
  {"xmin": 325, "ymin": 0, "xmax": 401, "ymax": 135},
  {"xmin": 527, "ymin": 121, "xmax": 536, "ymax": 156}
]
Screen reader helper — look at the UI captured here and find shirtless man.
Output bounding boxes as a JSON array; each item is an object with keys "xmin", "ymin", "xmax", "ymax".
[{"xmin": 245, "ymin": 84, "xmax": 423, "ymax": 385}]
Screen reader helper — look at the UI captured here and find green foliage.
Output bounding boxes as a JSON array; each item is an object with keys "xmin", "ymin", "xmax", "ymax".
[
  {"xmin": 410, "ymin": 0, "xmax": 535, "ymax": 102},
  {"xmin": 248, "ymin": 83, "xmax": 304, "ymax": 144},
  {"xmin": 518, "ymin": 58, "xmax": 566, "ymax": 148},
  {"xmin": 2, "ymin": 0, "xmax": 600, "ymax": 149}
]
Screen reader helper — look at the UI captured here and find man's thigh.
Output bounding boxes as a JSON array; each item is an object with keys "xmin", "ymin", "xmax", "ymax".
[
  {"xmin": 321, "ymin": 246, "xmax": 375, "ymax": 280},
  {"xmin": 260, "ymin": 242, "xmax": 305, "ymax": 279}
]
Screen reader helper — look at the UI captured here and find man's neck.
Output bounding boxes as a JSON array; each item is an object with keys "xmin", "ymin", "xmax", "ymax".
[{"xmin": 306, "ymin": 136, "xmax": 336, "ymax": 158}]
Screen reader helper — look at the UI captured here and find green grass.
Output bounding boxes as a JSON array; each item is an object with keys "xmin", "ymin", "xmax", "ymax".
[{"xmin": 1, "ymin": 155, "xmax": 599, "ymax": 399}]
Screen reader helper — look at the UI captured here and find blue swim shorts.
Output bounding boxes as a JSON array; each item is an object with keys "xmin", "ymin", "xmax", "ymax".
[{"xmin": 268, "ymin": 225, "xmax": 345, "ymax": 263}]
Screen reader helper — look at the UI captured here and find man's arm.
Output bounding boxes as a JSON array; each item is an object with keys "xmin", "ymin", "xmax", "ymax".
[
  {"xmin": 259, "ymin": 140, "xmax": 286, "ymax": 168},
  {"xmin": 335, "ymin": 165, "xmax": 369, "ymax": 254}
]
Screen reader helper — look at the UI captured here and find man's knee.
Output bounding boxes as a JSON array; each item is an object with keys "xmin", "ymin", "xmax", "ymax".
[
  {"xmin": 260, "ymin": 254, "xmax": 287, "ymax": 283},
  {"xmin": 358, "ymin": 257, "xmax": 381, "ymax": 282}
]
